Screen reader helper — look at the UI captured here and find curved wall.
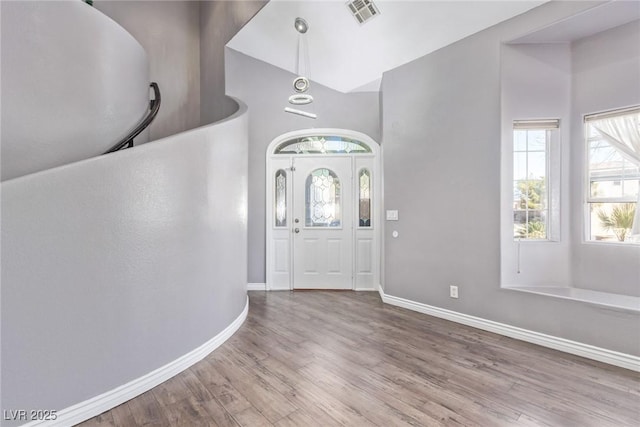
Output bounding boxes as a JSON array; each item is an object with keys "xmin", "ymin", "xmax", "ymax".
[
  {"xmin": 0, "ymin": 101, "xmax": 249, "ymax": 425},
  {"xmin": 1, "ymin": 1, "xmax": 150, "ymax": 181}
]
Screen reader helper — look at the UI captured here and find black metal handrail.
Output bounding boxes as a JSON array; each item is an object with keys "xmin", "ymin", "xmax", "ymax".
[{"xmin": 103, "ymin": 82, "xmax": 161, "ymax": 154}]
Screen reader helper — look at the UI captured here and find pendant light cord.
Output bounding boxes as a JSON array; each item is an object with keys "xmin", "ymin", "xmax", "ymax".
[
  {"xmin": 296, "ymin": 33, "xmax": 310, "ymax": 78},
  {"xmin": 296, "ymin": 33, "xmax": 301, "ymax": 76}
]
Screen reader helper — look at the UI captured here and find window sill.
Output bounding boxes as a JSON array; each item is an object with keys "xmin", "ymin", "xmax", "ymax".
[
  {"xmin": 512, "ymin": 239, "xmax": 560, "ymax": 244},
  {"xmin": 582, "ymin": 240, "xmax": 640, "ymax": 248},
  {"xmin": 502, "ymin": 286, "xmax": 640, "ymax": 313}
]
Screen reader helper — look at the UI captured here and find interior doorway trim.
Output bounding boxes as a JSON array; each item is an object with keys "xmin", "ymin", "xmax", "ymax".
[{"xmin": 266, "ymin": 128, "xmax": 381, "ymax": 291}]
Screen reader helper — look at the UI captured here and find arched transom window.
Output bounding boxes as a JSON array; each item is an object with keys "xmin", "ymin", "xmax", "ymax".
[{"xmin": 275, "ymin": 136, "xmax": 372, "ymax": 155}]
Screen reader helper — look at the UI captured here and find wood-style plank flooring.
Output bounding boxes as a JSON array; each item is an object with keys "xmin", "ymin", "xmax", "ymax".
[{"xmin": 79, "ymin": 291, "xmax": 640, "ymax": 426}]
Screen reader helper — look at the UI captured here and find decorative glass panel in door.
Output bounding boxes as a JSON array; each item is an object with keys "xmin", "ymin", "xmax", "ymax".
[
  {"xmin": 293, "ymin": 157, "xmax": 353, "ymax": 290},
  {"xmin": 359, "ymin": 169, "xmax": 371, "ymax": 227},
  {"xmin": 305, "ymin": 168, "xmax": 341, "ymax": 227},
  {"xmin": 275, "ymin": 169, "xmax": 287, "ymax": 227}
]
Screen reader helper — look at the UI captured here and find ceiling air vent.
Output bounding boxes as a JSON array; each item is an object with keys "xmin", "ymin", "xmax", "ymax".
[{"xmin": 346, "ymin": 0, "xmax": 380, "ymax": 25}]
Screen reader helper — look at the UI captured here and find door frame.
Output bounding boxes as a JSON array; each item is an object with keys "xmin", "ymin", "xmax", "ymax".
[{"xmin": 265, "ymin": 128, "xmax": 381, "ymax": 291}]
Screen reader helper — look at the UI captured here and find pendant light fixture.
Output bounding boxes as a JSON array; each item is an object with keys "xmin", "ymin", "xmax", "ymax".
[{"xmin": 285, "ymin": 17, "xmax": 316, "ymax": 119}]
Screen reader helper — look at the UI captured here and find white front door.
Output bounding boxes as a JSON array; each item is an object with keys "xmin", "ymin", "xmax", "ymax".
[{"xmin": 292, "ymin": 157, "xmax": 353, "ymax": 289}]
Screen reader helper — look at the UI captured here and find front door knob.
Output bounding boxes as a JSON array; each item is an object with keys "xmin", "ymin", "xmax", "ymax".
[{"xmin": 294, "ymin": 228, "xmax": 300, "ymax": 233}]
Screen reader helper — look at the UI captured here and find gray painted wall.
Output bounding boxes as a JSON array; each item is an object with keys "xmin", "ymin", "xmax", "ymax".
[
  {"xmin": 200, "ymin": 0, "xmax": 267, "ymax": 125},
  {"xmin": 226, "ymin": 48, "xmax": 381, "ymax": 284},
  {"xmin": 382, "ymin": 1, "xmax": 639, "ymax": 355},
  {"xmin": 1, "ymin": 102, "xmax": 249, "ymax": 423},
  {"xmin": 570, "ymin": 20, "xmax": 640, "ymax": 296},
  {"xmin": 1, "ymin": 1, "xmax": 149, "ymax": 181},
  {"xmin": 95, "ymin": 0, "xmax": 201, "ymax": 140},
  {"xmin": 500, "ymin": 42, "xmax": 572, "ymax": 287}
]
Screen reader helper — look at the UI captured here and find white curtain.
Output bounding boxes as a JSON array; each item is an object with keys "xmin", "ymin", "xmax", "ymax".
[{"xmin": 592, "ymin": 112, "xmax": 640, "ymax": 240}]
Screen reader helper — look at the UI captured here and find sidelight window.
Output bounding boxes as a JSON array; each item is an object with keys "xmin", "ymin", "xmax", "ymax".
[
  {"xmin": 275, "ymin": 170, "xmax": 287, "ymax": 227},
  {"xmin": 359, "ymin": 169, "xmax": 371, "ymax": 227}
]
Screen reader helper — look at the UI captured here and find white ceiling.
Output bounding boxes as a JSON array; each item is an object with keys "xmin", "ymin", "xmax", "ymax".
[
  {"xmin": 227, "ymin": 0, "xmax": 547, "ymax": 93},
  {"xmin": 510, "ymin": 0, "xmax": 640, "ymax": 44}
]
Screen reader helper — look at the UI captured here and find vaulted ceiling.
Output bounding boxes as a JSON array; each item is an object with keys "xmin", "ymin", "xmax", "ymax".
[{"xmin": 227, "ymin": 0, "xmax": 547, "ymax": 93}]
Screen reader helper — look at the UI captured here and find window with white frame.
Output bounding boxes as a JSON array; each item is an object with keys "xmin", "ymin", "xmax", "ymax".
[
  {"xmin": 585, "ymin": 107, "xmax": 640, "ymax": 244},
  {"xmin": 512, "ymin": 120, "xmax": 559, "ymax": 241}
]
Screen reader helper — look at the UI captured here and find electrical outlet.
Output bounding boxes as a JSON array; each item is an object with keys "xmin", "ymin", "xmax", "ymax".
[{"xmin": 450, "ymin": 285, "xmax": 459, "ymax": 299}]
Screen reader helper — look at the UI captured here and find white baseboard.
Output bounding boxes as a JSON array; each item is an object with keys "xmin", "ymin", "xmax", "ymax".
[
  {"xmin": 247, "ymin": 282, "xmax": 266, "ymax": 291},
  {"xmin": 259, "ymin": 285, "xmax": 377, "ymax": 291},
  {"xmin": 266, "ymin": 284, "xmax": 291, "ymax": 291},
  {"xmin": 24, "ymin": 297, "xmax": 249, "ymax": 427},
  {"xmin": 377, "ymin": 285, "xmax": 640, "ymax": 372}
]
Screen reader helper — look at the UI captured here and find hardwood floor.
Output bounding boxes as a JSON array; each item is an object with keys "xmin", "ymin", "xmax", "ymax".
[{"xmin": 79, "ymin": 291, "xmax": 640, "ymax": 426}]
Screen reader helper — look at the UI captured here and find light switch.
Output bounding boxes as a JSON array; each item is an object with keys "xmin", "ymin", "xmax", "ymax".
[{"xmin": 386, "ymin": 210, "xmax": 399, "ymax": 221}]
